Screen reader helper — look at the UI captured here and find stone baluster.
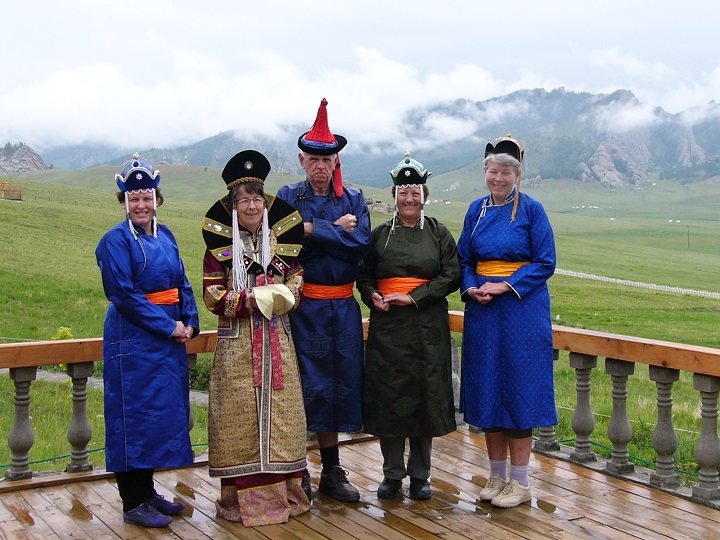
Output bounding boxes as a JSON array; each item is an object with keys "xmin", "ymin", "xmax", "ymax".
[
  {"xmin": 534, "ymin": 349, "xmax": 560, "ymax": 452},
  {"xmin": 569, "ymin": 352, "xmax": 597, "ymax": 463},
  {"xmin": 604, "ymin": 358, "xmax": 635, "ymax": 474},
  {"xmin": 65, "ymin": 362, "xmax": 94, "ymax": 473},
  {"xmin": 692, "ymin": 373, "xmax": 720, "ymax": 500},
  {"xmin": 649, "ymin": 366, "xmax": 680, "ymax": 489},
  {"xmin": 6, "ymin": 367, "xmax": 37, "ymax": 480},
  {"xmin": 187, "ymin": 354, "xmax": 197, "ymax": 433}
]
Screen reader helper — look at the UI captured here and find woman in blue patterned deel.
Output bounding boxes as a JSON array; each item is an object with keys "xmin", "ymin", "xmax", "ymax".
[
  {"xmin": 457, "ymin": 136, "xmax": 557, "ymax": 508},
  {"xmin": 96, "ymin": 154, "xmax": 199, "ymax": 527}
]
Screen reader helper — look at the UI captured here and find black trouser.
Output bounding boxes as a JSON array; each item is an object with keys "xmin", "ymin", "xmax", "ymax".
[{"xmin": 115, "ymin": 468, "xmax": 155, "ymax": 512}]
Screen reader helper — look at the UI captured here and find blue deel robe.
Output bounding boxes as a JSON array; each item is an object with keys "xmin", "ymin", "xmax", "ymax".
[
  {"xmin": 457, "ymin": 191, "xmax": 557, "ymax": 430},
  {"xmin": 276, "ymin": 180, "xmax": 371, "ymax": 432},
  {"xmin": 96, "ymin": 221, "xmax": 200, "ymax": 472}
]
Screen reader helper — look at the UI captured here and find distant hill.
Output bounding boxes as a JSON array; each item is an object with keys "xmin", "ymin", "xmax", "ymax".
[{"xmin": 8, "ymin": 88, "xmax": 720, "ymax": 188}]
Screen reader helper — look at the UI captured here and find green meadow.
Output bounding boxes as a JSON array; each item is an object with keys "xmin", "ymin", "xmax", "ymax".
[
  {"xmin": 3, "ymin": 165, "xmax": 719, "ymax": 345},
  {"xmin": 1, "ymin": 166, "xmax": 719, "ymax": 475}
]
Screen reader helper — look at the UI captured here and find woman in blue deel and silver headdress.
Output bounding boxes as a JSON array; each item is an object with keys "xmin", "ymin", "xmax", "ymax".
[{"xmin": 95, "ymin": 153, "xmax": 200, "ymax": 528}]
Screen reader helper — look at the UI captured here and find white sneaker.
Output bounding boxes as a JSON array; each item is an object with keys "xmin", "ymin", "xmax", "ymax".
[
  {"xmin": 490, "ymin": 479, "xmax": 531, "ymax": 508},
  {"xmin": 479, "ymin": 473, "xmax": 506, "ymax": 501}
]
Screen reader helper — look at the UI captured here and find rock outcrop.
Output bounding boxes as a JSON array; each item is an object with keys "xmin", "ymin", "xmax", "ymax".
[{"xmin": 0, "ymin": 144, "xmax": 48, "ymax": 175}]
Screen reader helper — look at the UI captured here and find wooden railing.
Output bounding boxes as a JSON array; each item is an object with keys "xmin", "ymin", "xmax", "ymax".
[{"xmin": 2, "ymin": 310, "xmax": 720, "ymax": 508}]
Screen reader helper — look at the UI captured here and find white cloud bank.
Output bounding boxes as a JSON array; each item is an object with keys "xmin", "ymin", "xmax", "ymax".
[{"xmin": 2, "ymin": 0, "xmax": 720, "ymax": 151}]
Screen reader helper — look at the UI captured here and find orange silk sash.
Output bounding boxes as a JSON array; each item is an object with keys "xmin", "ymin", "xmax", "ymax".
[
  {"xmin": 377, "ymin": 277, "xmax": 430, "ymax": 296},
  {"xmin": 302, "ymin": 283, "xmax": 354, "ymax": 299},
  {"xmin": 145, "ymin": 288, "xmax": 180, "ymax": 304},
  {"xmin": 475, "ymin": 260, "xmax": 529, "ymax": 277}
]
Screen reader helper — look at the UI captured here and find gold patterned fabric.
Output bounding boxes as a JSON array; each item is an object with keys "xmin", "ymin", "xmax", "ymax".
[
  {"xmin": 204, "ymin": 227, "xmax": 309, "ymax": 524},
  {"xmin": 207, "ymin": 270, "xmax": 306, "ymax": 477}
]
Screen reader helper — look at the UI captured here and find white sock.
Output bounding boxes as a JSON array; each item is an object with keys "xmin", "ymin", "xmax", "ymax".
[
  {"xmin": 509, "ymin": 464, "xmax": 529, "ymax": 487},
  {"xmin": 489, "ymin": 459, "xmax": 507, "ymax": 480}
]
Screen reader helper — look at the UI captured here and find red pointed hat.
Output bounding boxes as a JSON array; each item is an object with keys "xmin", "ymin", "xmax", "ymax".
[
  {"xmin": 298, "ymin": 98, "xmax": 347, "ymax": 197},
  {"xmin": 298, "ymin": 98, "xmax": 347, "ymax": 155}
]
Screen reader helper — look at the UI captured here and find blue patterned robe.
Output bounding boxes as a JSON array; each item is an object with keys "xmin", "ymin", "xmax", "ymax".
[
  {"xmin": 96, "ymin": 222, "xmax": 199, "ymax": 471},
  {"xmin": 457, "ymin": 192, "xmax": 557, "ymax": 430},
  {"xmin": 276, "ymin": 180, "xmax": 371, "ymax": 432}
]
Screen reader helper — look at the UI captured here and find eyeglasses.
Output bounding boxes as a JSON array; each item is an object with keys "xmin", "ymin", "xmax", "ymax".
[{"xmin": 235, "ymin": 197, "xmax": 266, "ymax": 208}]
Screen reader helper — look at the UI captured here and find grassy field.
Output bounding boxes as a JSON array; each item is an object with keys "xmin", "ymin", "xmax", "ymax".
[
  {"xmin": 2, "ymin": 166, "xmax": 719, "ymax": 344},
  {"xmin": 1, "ymin": 166, "xmax": 719, "ymax": 475}
]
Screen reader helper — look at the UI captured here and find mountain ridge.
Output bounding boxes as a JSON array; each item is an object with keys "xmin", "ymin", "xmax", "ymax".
[{"xmin": 5, "ymin": 88, "xmax": 720, "ymax": 188}]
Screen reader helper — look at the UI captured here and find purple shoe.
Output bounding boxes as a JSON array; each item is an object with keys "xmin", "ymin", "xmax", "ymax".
[
  {"xmin": 123, "ymin": 502, "xmax": 173, "ymax": 528},
  {"xmin": 147, "ymin": 493, "xmax": 185, "ymax": 515}
]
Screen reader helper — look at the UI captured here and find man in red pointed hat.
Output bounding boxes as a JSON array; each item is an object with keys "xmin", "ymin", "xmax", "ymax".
[{"xmin": 277, "ymin": 98, "xmax": 371, "ymax": 503}]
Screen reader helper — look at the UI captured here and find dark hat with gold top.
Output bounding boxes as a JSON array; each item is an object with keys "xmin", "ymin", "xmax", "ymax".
[
  {"xmin": 484, "ymin": 135, "xmax": 524, "ymax": 164},
  {"xmin": 221, "ymin": 149, "xmax": 271, "ymax": 190},
  {"xmin": 484, "ymin": 134, "xmax": 524, "ymax": 222}
]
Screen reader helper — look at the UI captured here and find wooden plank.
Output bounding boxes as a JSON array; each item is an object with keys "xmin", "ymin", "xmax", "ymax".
[
  {"xmin": 0, "ymin": 491, "xmax": 61, "ymax": 540},
  {"xmin": 81, "ymin": 479, "xmax": 170, "ymax": 540},
  {"xmin": 275, "ymin": 516, "xmax": 338, "ymax": 540},
  {"xmin": 0, "ymin": 331, "xmax": 216, "ymax": 368},
  {"xmin": 0, "ymin": 518, "xmax": 36, "ymax": 540},
  {"xmin": 5, "ymin": 310, "xmax": 720, "ymax": 376},
  {"xmin": 154, "ymin": 467, "xmax": 277, "ymax": 539},
  {"xmin": 64, "ymin": 482, "xmax": 135, "ymax": 538},
  {"xmin": 551, "ymin": 325, "xmax": 720, "ymax": 375},
  {"xmin": 23, "ymin": 485, "xmax": 120, "ymax": 540},
  {"xmin": 4, "ymin": 430, "xmax": 720, "ymax": 538},
  {"xmin": 309, "ymin": 494, "xmax": 424, "ymax": 540}
]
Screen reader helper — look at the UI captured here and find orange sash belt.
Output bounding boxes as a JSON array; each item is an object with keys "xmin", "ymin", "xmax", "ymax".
[
  {"xmin": 145, "ymin": 288, "xmax": 179, "ymax": 304},
  {"xmin": 377, "ymin": 277, "xmax": 430, "ymax": 296},
  {"xmin": 476, "ymin": 260, "xmax": 529, "ymax": 277},
  {"xmin": 302, "ymin": 283, "xmax": 354, "ymax": 299}
]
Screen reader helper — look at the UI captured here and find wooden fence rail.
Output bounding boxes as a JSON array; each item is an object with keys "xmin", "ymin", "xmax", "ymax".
[{"xmin": 2, "ymin": 311, "xmax": 720, "ymax": 508}]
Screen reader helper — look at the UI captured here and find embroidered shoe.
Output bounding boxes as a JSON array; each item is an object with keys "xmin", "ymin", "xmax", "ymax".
[
  {"xmin": 147, "ymin": 493, "xmax": 185, "ymax": 515},
  {"xmin": 377, "ymin": 477, "xmax": 402, "ymax": 499},
  {"xmin": 479, "ymin": 473, "xmax": 507, "ymax": 501},
  {"xmin": 123, "ymin": 502, "xmax": 173, "ymax": 527},
  {"xmin": 318, "ymin": 466, "xmax": 360, "ymax": 502},
  {"xmin": 490, "ymin": 479, "xmax": 532, "ymax": 508}
]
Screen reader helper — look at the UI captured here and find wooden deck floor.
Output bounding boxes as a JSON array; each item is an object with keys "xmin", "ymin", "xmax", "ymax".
[{"xmin": 1, "ymin": 428, "xmax": 719, "ymax": 539}]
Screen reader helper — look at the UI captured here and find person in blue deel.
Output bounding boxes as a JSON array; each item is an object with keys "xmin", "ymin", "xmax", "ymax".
[
  {"xmin": 96, "ymin": 153, "xmax": 199, "ymax": 528},
  {"xmin": 277, "ymin": 98, "xmax": 371, "ymax": 502},
  {"xmin": 458, "ymin": 136, "xmax": 557, "ymax": 509}
]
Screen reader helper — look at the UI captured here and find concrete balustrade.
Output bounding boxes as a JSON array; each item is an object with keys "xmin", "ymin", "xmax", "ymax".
[{"xmin": 3, "ymin": 311, "xmax": 720, "ymax": 510}]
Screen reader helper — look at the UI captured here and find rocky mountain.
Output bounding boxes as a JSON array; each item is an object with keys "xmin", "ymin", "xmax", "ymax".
[
  {"xmin": 0, "ymin": 143, "xmax": 48, "ymax": 175},
  {"xmin": 8, "ymin": 88, "xmax": 720, "ymax": 187}
]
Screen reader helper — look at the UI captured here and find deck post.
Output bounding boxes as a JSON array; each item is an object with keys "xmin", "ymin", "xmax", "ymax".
[
  {"xmin": 534, "ymin": 349, "xmax": 560, "ymax": 452},
  {"xmin": 649, "ymin": 366, "xmax": 680, "ymax": 489},
  {"xmin": 65, "ymin": 362, "xmax": 94, "ymax": 473},
  {"xmin": 5, "ymin": 366, "xmax": 37, "ymax": 480},
  {"xmin": 692, "ymin": 373, "xmax": 720, "ymax": 500},
  {"xmin": 569, "ymin": 352, "xmax": 598, "ymax": 463},
  {"xmin": 605, "ymin": 358, "xmax": 635, "ymax": 474}
]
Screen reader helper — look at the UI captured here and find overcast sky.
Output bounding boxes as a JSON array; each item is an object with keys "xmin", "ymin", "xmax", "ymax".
[{"xmin": 2, "ymin": 0, "xmax": 719, "ymax": 153}]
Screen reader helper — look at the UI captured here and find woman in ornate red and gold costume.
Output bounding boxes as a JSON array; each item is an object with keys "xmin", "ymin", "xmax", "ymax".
[{"xmin": 201, "ymin": 150, "xmax": 310, "ymax": 526}]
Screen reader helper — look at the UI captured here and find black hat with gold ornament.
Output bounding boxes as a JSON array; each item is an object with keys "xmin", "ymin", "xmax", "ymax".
[
  {"xmin": 202, "ymin": 150, "xmax": 303, "ymax": 273},
  {"xmin": 484, "ymin": 135, "xmax": 524, "ymax": 222}
]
